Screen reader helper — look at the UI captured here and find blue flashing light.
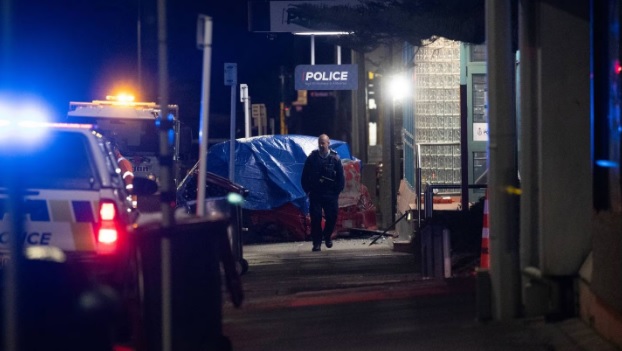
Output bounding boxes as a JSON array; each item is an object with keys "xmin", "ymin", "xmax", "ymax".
[
  {"xmin": 167, "ymin": 112, "xmax": 174, "ymax": 121},
  {"xmin": 155, "ymin": 118, "xmax": 161, "ymax": 127},
  {"xmin": 168, "ymin": 129, "xmax": 174, "ymax": 145},
  {"xmin": 0, "ymin": 96, "xmax": 52, "ymax": 150},
  {"xmin": 596, "ymin": 159, "xmax": 620, "ymax": 168}
]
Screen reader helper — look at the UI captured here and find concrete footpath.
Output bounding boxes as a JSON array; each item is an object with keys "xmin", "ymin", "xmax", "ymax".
[{"xmin": 222, "ymin": 238, "xmax": 620, "ymax": 351}]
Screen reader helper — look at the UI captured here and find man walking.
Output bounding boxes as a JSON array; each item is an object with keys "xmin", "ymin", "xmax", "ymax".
[{"xmin": 301, "ymin": 134, "xmax": 345, "ymax": 252}]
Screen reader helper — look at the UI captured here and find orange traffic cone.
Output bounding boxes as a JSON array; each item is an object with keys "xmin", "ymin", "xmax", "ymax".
[{"xmin": 480, "ymin": 190, "xmax": 490, "ymax": 269}]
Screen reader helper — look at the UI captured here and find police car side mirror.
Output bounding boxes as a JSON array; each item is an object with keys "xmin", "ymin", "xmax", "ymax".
[{"xmin": 132, "ymin": 177, "xmax": 158, "ymax": 196}]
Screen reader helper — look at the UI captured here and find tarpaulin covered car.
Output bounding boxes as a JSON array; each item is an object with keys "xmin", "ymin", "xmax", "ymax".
[{"xmin": 206, "ymin": 135, "xmax": 376, "ymax": 242}]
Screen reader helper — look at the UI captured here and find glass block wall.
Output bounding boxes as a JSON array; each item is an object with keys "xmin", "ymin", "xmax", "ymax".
[{"xmin": 411, "ymin": 38, "xmax": 461, "ymax": 190}]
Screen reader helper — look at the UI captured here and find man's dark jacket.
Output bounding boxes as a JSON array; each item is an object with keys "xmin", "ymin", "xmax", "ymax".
[{"xmin": 301, "ymin": 149, "xmax": 345, "ymax": 198}]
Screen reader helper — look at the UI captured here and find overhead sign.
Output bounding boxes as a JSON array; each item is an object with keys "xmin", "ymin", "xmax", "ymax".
[
  {"xmin": 249, "ymin": 1, "xmax": 360, "ymax": 33},
  {"xmin": 295, "ymin": 64, "xmax": 358, "ymax": 91}
]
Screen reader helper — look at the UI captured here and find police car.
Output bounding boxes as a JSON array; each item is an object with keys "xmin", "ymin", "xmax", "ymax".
[{"xmin": 0, "ymin": 123, "xmax": 143, "ymax": 281}]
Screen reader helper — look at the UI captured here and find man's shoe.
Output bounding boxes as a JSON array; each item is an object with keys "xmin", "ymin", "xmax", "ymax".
[
  {"xmin": 325, "ymin": 239, "xmax": 333, "ymax": 248},
  {"xmin": 312, "ymin": 244, "xmax": 321, "ymax": 252}
]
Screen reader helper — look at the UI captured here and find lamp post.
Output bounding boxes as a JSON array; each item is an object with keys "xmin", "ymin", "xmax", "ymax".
[{"xmin": 136, "ymin": 0, "xmax": 142, "ymax": 91}]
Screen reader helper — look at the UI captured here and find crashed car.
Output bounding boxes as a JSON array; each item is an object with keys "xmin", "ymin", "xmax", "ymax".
[
  {"xmin": 205, "ymin": 134, "xmax": 377, "ymax": 242},
  {"xmin": 176, "ymin": 164, "xmax": 250, "ymax": 273}
]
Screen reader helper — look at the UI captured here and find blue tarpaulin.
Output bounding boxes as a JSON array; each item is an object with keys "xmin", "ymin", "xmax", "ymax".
[{"xmin": 206, "ymin": 135, "xmax": 352, "ymax": 213}]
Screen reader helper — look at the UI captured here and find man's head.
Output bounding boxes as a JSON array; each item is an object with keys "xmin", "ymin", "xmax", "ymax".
[{"xmin": 318, "ymin": 134, "xmax": 330, "ymax": 156}]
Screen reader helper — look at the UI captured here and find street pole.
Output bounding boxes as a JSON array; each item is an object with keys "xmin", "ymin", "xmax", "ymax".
[
  {"xmin": 240, "ymin": 84, "xmax": 250, "ymax": 138},
  {"xmin": 157, "ymin": 0, "xmax": 175, "ymax": 349},
  {"xmin": 311, "ymin": 34, "xmax": 315, "ymax": 65},
  {"xmin": 227, "ymin": 64, "xmax": 237, "ymax": 182},
  {"xmin": 197, "ymin": 16, "xmax": 213, "ymax": 216},
  {"xmin": 279, "ymin": 66, "xmax": 287, "ymax": 134},
  {"xmin": 4, "ymin": 158, "xmax": 23, "ymax": 351},
  {"xmin": 380, "ymin": 74, "xmax": 392, "ymax": 229},
  {"xmin": 137, "ymin": 0, "xmax": 142, "ymax": 91},
  {"xmin": 1, "ymin": 0, "xmax": 13, "ymax": 82},
  {"xmin": 390, "ymin": 101, "xmax": 397, "ymax": 220},
  {"xmin": 486, "ymin": 0, "xmax": 521, "ymax": 320}
]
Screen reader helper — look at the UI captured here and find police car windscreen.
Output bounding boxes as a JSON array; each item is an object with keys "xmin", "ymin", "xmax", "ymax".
[
  {"xmin": 68, "ymin": 117, "xmax": 158, "ymax": 156},
  {"xmin": 0, "ymin": 132, "xmax": 99, "ymax": 190}
]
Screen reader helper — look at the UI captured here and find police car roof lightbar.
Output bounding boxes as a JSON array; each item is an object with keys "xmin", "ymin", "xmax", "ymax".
[
  {"xmin": 0, "ymin": 121, "xmax": 93, "ymax": 129},
  {"xmin": 67, "ymin": 100, "xmax": 179, "ymax": 120}
]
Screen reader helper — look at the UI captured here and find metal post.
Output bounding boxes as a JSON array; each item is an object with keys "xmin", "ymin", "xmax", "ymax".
[
  {"xmin": 379, "ymin": 73, "xmax": 391, "ymax": 229},
  {"xmin": 389, "ymin": 101, "xmax": 397, "ymax": 221},
  {"xmin": 443, "ymin": 228, "xmax": 452, "ymax": 278},
  {"xmin": 486, "ymin": 0, "xmax": 521, "ymax": 320},
  {"xmin": 257, "ymin": 99, "xmax": 264, "ymax": 136},
  {"xmin": 197, "ymin": 16, "xmax": 212, "ymax": 216},
  {"xmin": 459, "ymin": 85, "xmax": 469, "ymax": 213},
  {"xmin": 240, "ymin": 84, "xmax": 250, "ymax": 138},
  {"xmin": 336, "ymin": 45, "xmax": 341, "ymax": 65},
  {"xmin": 156, "ymin": 1, "xmax": 173, "ymax": 226},
  {"xmin": 416, "ymin": 144, "xmax": 422, "ymax": 231},
  {"xmin": 4, "ymin": 160, "xmax": 23, "ymax": 351},
  {"xmin": 229, "ymin": 82, "xmax": 236, "ymax": 182},
  {"xmin": 311, "ymin": 34, "xmax": 315, "ymax": 65},
  {"xmin": 279, "ymin": 66, "xmax": 287, "ymax": 134},
  {"xmin": 137, "ymin": 0, "xmax": 142, "ymax": 91},
  {"xmin": 518, "ymin": 0, "xmax": 539, "ymax": 281},
  {"xmin": 157, "ymin": 0, "xmax": 174, "ymax": 349},
  {"xmin": 1, "ymin": 0, "xmax": 13, "ymax": 79}
]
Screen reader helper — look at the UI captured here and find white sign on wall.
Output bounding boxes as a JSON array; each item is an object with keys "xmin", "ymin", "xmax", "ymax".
[
  {"xmin": 269, "ymin": 1, "xmax": 360, "ymax": 32},
  {"xmin": 473, "ymin": 122, "xmax": 489, "ymax": 141}
]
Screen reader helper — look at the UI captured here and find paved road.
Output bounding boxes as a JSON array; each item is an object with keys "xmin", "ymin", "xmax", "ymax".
[{"xmin": 221, "ymin": 238, "xmax": 619, "ymax": 351}]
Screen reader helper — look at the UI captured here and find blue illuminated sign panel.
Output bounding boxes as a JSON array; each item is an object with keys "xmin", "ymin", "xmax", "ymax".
[{"xmin": 294, "ymin": 64, "xmax": 358, "ymax": 91}]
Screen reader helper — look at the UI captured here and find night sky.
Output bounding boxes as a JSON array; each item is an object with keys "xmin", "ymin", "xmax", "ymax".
[{"xmin": 1, "ymin": 0, "xmax": 336, "ymax": 138}]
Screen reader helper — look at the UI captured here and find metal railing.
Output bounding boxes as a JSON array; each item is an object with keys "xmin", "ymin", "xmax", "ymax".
[
  {"xmin": 413, "ymin": 142, "xmax": 489, "ymax": 233},
  {"xmin": 415, "ymin": 142, "xmax": 460, "ymax": 232}
]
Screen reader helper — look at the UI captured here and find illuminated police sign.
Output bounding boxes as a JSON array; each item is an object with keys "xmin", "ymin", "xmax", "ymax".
[
  {"xmin": 295, "ymin": 64, "xmax": 358, "ymax": 91},
  {"xmin": 0, "ymin": 223, "xmax": 78, "ymax": 250},
  {"xmin": 0, "ymin": 231, "xmax": 52, "ymax": 245}
]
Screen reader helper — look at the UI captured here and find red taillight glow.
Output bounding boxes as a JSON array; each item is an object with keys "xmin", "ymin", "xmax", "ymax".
[
  {"xmin": 100, "ymin": 202, "xmax": 116, "ymax": 221},
  {"xmin": 98, "ymin": 227, "xmax": 118, "ymax": 244},
  {"xmin": 97, "ymin": 200, "xmax": 120, "ymax": 254}
]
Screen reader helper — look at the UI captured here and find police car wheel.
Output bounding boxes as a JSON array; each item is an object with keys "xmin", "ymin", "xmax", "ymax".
[{"xmin": 237, "ymin": 259, "xmax": 249, "ymax": 275}]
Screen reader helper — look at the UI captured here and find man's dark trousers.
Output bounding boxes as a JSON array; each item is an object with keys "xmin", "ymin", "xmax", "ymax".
[{"xmin": 309, "ymin": 194, "xmax": 339, "ymax": 247}]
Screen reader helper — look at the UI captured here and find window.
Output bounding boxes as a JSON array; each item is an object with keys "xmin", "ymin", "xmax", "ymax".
[{"xmin": 0, "ymin": 131, "xmax": 100, "ymax": 190}]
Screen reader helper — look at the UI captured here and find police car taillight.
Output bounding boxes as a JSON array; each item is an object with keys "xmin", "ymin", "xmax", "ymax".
[{"xmin": 97, "ymin": 200, "xmax": 120, "ymax": 254}]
